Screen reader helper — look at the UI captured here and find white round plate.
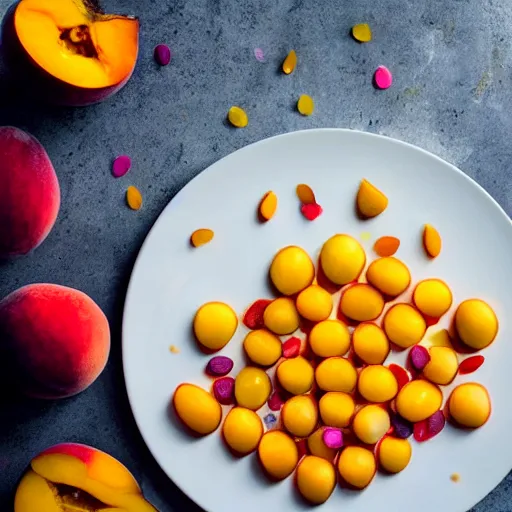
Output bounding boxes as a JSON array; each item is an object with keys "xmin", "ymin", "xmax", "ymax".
[{"xmin": 123, "ymin": 129, "xmax": 512, "ymax": 512}]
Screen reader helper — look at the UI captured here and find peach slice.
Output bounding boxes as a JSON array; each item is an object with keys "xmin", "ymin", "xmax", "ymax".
[
  {"xmin": 356, "ymin": 179, "xmax": 388, "ymax": 218},
  {"xmin": 423, "ymin": 224, "xmax": 442, "ymax": 258},
  {"xmin": 14, "ymin": 443, "xmax": 156, "ymax": 512},
  {"xmin": 2, "ymin": 0, "xmax": 139, "ymax": 106}
]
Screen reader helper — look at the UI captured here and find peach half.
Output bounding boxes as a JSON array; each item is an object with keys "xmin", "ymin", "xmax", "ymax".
[
  {"xmin": 2, "ymin": 0, "xmax": 139, "ymax": 106},
  {"xmin": 14, "ymin": 443, "xmax": 157, "ymax": 512}
]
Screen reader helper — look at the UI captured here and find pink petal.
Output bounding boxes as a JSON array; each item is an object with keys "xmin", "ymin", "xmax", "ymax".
[
  {"xmin": 254, "ymin": 48, "xmax": 265, "ymax": 62},
  {"xmin": 322, "ymin": 427, "xmax": 343, "ymax": 449},
  {"xmin": 374, "ymin": 65, "xmax": 393, "ymax": 89},
  {"xmin": 112, "ymin": 155, "xmax": 132, "ymax": 178},
  {"xmin": 410, "ymin": 345, "xmax": 430, "ymax": 371}
]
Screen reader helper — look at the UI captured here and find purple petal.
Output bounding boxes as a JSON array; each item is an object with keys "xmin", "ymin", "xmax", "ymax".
[
  {"xmin": 390, "ymin": 413, "xmax": 413, "ymax": 439},
  {"xmin": 154, "ymin": 44, "xmax": 172, "ymax": 66},
  {"xmin": 410, "ymin": 345, "xmax": 430, "ymax": 371},
  {"xmin": 254, "ymin": 47, "xmax": 265, "ymax": 62},
  {"xmin": 112, "ymin": 155, "xmax": 131, "ymax": 178},
  {"xmin": 427, "ymin": 410, "xmax": 446, "ymax": 437}
]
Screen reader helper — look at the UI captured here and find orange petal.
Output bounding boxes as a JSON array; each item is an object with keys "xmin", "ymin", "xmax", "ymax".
[
  {"xmin": 190, "ymin": 229, "xmax": 214, "ymax": 247},
  {"xmin": 423, "ymin": 224, "xmax": 441, "ymax": 258},
  {"xmin": 259, "ymin": 191, "xmax": 278, "ymax": 221},
  {"xmin": 296, "ymin": 184, "xmax": 316, "ymax": 204},
  {"xmin": 373, "ymin": 236, "xmax": 400, "ymax": 257}
]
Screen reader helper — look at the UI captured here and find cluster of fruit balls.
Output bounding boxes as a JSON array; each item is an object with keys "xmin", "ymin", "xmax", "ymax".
[{"xmin": 173, "ymin": 189, "xmax": 498, "ymax": 505}]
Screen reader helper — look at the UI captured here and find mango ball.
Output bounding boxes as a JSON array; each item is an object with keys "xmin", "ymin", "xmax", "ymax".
[
  {"xmin": 352, "ymin": 323, "xmax": 390, "ymax": 364},
  {"xmin": 383, "ymin": 304, "xmax": 426, "ymax": 348},
  {"xmin": 193, "ymin": 302, "xmax": 238, "ymax": 350},
  {"xmin": 296, "ymin": 456, "xmax": 336, "ymax": 505},
  {"xmin": 337, "ymin": 446, "xmax": 376, "ymax": 489},
  {"xmin": 423, "ymin": 346, "xmax": 459, "ymax": 385},
  {"xmin": 222, "ymin": 407, "xmax": 263, "ymax": 455},
  {"xmin": 340, "ymin": 284, "xmax": 384, "ymax": 322},
  {"xmin": 366, "ymin": 257, "xmax": 411, "ymax": 297},
  {"xmin": 320, "ymin": 234, "xmax": 366, "ymax": 285},
  {"xmin": 448, "ymin": 383, "xmax": 491, "ymax": 428},
  {"xmin": 234, "ymin": 367, "xmax": 271, "ymax": 410},
  {"xmin": 296, "ymin": 285, "xmax": 333, "ymax": 322},
  {"xmin": 270, "ymin": 246, "xmax": 315, "ymax": 296},
  {"xmin": 396, "ymin": 380, "xmax": 443, "ymax": 422},
  {"xmin": 413, "ymin": 279, "xmax": 452, "ymax": 318},
  {"xmin": 353, "ymin": 405, "xmax": 390, "ymax": 444},
  {"xmin": 378, "ymin": 437, "xmax": 412, "ymax": 473},
  {"xmin": 455, "ymin": 299, "xmax": 498, "ymax": 350},
  {"xmin": 263, "ymin": 297, "xmax": 300, "ymax": 335},
  {"xmin": 243, "ymin": 329, "xmax": 282, "ymax": 366},
  {"xmin": 315, "ymin": 357, "xmax": 357, "ymax": 393},
  {"xmin": 282, "ymin": 395, "xmax": 318, "ymax": 437},
  {"xmin": 173, "ymin": 383, "xmax": 222, "ymax": 435},
  {"xmin": 358, "ymin": 365, "xmax": 398, "ymax": 403},
  {"xmin": 307, "ymin": 427, "xmax": 337, "ymax": 462},
  {"xmin": 319, "ymin": 392, "xmax": 355, "ymax": 428},
  {"xmin": 277, "ymin": 356, "xmax": 314, "ymax": 395},
  {"xmin": 309, "ymin": 319, "xmax": 350, "ymax": 357},
  {"xmin": 258, "ymin": 430, "xmax": 299, "ymax": 480}
]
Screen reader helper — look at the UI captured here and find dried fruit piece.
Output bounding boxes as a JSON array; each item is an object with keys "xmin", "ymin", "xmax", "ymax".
[
  {"xmin": 301, "ymin": 203, "xmax": 323, "ymax": 220},
  {"xmin": 409, "ymin": 345, "xmax": 430, "ymax": 371},
  {"xmin": 268, "ymin": 391, "xmax": 285, "ymax": 411},
  {"xmin": 282, "ymin": 337, "xmax": 301, "ymax": 358},
  {"xmin": 296, "ymin": 184, "xmax": 316, "ymax": 204},
  {"xmin": 282, "ymin": 50, "xmax": 297, "ymax": 74},
  {"xmin": 390, "ymin": 413, "xmax": 413, "ymax": 439},
  {"xmin": 356, "ymin": 179, "xmax": 388, "ymax": 218},
  {"xmin": 373, "ymin": 236, "xmax": 400, "ymax": 257},
  {"xmin": 259, "ymin": 191, "xmax": 278, "ymax": 221},
  {"xmin": 243, "ymin": 299, "xmax": 272, "ymax": 330},
  {"xmin": 190, "ymin": 228, "xmax": 214, "ymax": 247},
  {"xmin": 423, "ymin": 224, "xmax": 442, "ymax": 258},
  {"xmin": 228, "ymin": 106, "xmax": 248, "ymax": 128},
  {"xmin": 212, "ymin": 376, "xmax": 235, "ymax": 405},
  {"xmin": 374, "ymin": 66, "xmax": 393, "ymax": 89},
  {"xmin": 112, "ymin": 155, "xmax": 131, "ymax": 178},
  {"xmin": 154, "ymin": 44, "xmax": 172, "ymax": 65},
  {"xmin": 126, "ymin": 186, "xmax": 142, "ymax": 210},
  {"xmin": 297, "ymin": 94, "xmax": 314, "ymax": 116},
  {"xmin": 352, "ymin": 23, "xmax": 372, "ymax": 43},
  {"xmin": 388, "ymin": 363, "xmax": 409, "ymax": 391},
  {"xmin": 206, "ymin": 356, "xmax": 234, "ymax": 376},
  {"xmin": 458, "ymin": 355, "xmax": 485, "ymax": 375},
  {"xmin": 322, "ymin": 427, "xmax": 343, "ymax": 449}
]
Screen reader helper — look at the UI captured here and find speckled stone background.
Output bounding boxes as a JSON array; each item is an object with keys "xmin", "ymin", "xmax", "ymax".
[{"xmin": 1, "ymin": 0, "xmax": 512, "ymax": 510}]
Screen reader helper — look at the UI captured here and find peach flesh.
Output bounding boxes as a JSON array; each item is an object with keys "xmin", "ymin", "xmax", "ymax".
[
  {"xmin": 0, "ymin": 126, "xmax": 60, "ymax": 258},
  {"xmin": 0, "ymin": 283, "xmax": 110, "ymax": 398}
]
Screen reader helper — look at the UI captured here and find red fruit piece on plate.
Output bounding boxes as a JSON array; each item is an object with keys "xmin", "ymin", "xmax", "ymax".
[
  {"xmin": 409, "ymin": 345, "xmax": 430, "ymax": 372},
  {"xmin": 301, "ymin": 203, "xmax": 323, "ymax": 221},
  {"xmin": 458, "ymin": 355, "xmax": 485, "ymax": 375},
  {"xmin": 413, "ymin": 420, "xmax": 429, "ymax": 442},
  {"xmin": 243, "ymin": 299, "xmax": 272, "ymax": 330},
  {"xmin": 268, "ymin": 391, "xmax": 285, "ymax": 411},
  {"xmin": 282, "ymin": 337, "xmax": 301, "ymax": 358},
  {"xmin": 296, "ymin": 439, "xmax": 308, "ymax": 459},
  {"xmin": 388, "ymin": 363, "xmax": 409, "ymax": 391},
  {"xmin": 414, "ymin": 410, "xmax": 446, "ymax": 442}
]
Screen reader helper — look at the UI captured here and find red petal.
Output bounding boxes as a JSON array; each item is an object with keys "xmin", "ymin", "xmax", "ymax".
[
  {"xmin": 458, "ymin": 355, "xmax": 485, "ymax": 375},
  {"xmin": 282, "ymin": 337, "xmax": 301, "ymax": 358},
  {"xmin": 243, "ymin": 299, "xmax": 272, "ymax": 330},
  {"xmin": 296, "ymin": 439, "xmax": 308, "ymax": 459},
  {"xmin": 388, "ymin": 363, "xmax": 410, "ymax": 391},
  {"xmin": 267, "ymin": 391, "xmax": 285, "ymax": 411},
  {"xmin": 301, "ymin": 203, "xmax": 323, "ymax": 221},
  {"xmin": 413, "ymin": 420, "xmax": 429, "ymax": 442}
]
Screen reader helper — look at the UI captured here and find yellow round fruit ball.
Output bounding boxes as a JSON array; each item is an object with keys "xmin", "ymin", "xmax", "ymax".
[
  {"xmin": 234, "ymin": 367, "xmax": 271, "ymax": 410},
  {"xmin": 315, "ymin": 357, "xmax": 357, "ymax": 393},
  {"xmin": 258, "ymin": 430, "xmax": 299, "ymax": 480},
  {"xmin": 270, "ymin": 246, "xmax": 315, "ymax": 296},
  {"xmin": 193, "ymin": 302, "xmax": 238, "ymax": 350},
  {"xmin": 358, "ymin": 365, "xmax": 398, "ymax": 403},
  {"xmin": 277, "ymin": 356, "xmax": 314, "ymax": 395},
  {"xmin": 378, "ymin": 437, "xmax": 412, "ymax": 473},
  {"xmin": 243, "ymin": 329, "xmax": 282, "ymax": 366},
  {"xmin": 263, "ymin": 297, "xmax": 300, "ymax": 335},
  {"xmin": 455, "ymin": 299, "xmax": 498, "ymax": 350},
  {"xmin": 396, "ymin": 380, "xmax": 443, "ymax": 422},
  {"xmin": 296, "ymin": 456, "xmax": 336, "ymax": 505},
  {"xmin": 448, "ymin": 383, "xmax": 491, "ymax": 428},
  {"xmin": 307, "ymin": 427, "xmax": 337, "ymax": 462},
  {"xmin": 383, "ymin": 303, "xmax": 426, "ymax": 348},
  {"xmin": 366, "ymin": 257, "xmax": 411, "ymax": 297},
  {"xmin": 340, "ymin": 284, "xmax": 384, "ymax": 322},
  {"xmin": 222, "ymin": 407, "xmax": 263, "ymax": 455},
  {"xmin": 319, "ymin": 392, "xmax": 355, "ymax": 428},
  {"xmin": 352, "ymin": 323, "xmax": 390, "ymax": 364},
  {"xmin": 309, "ymin": 319, "xmax": 350, "ymax": 357},
  {"xmin": 173, "ymin": 383, "xmax": 222, "ymax": 435},
  {"xmin": 320, "ymin": 234, "xmax": 366, "ymax": 285},
  {"xmin": 423, "ymin": 346, "xmax": 459, "ymax": 385},
  {"xmin": 352, "ymin": 405, "xmax": 390, "ymax": 444},
  {"xmin": 282, "ymin": 395, "xmax": 318, "ymax": 437},
  {"xmin": 413, "ymin": 279, "xmax": 452, "ymax": 318},
  {"xmin": 296, "ymin": 285, "xmax": 333, "ymax": 322},
  {"xmin": 337, "ymin": 446, "xmax": 376, "ymax": 489}
]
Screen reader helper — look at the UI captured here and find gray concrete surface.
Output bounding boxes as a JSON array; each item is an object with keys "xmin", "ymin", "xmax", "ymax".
[{"xmin": 1, "ymin": 0, "xmax": 512, "ymax": 510}]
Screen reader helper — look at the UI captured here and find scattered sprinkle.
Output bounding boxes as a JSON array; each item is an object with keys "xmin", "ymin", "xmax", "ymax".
[
  {"xmin": 352, "ymin": 23, "xmax": 372, "ymax": 43},
  {"xmin": 374, "ymin": 236, "xmax": 400, "ymax": 256},
  {"xmin": 154, "ymin": 44, "xmax": 172, "ymax": 66},
  {"xmin": 243, "ymin": 299, "xmax": 272, "ymax": 329},
  {"xmin": 451, "ymin": 473, "xmax": 461, "ymax": 483},
  {"xmin": 259, "ymin": 191, "xmax": 278, "ymax": 221},
  {"xmin": 322, "ymin": 427, "xmax": 344, "ymax": 449},
  {"xmin": 296, "ymin": 184, "xmax": 316, "ymax": 204},
  {"xmin": 254, "ymin": 47, "xmax": 265, "ymax": 62},
  {"xmin": 126, "ymin": 186, "xmax": 143, "ymax": 211},
  {"xmin": 227, "ymin": 106, "xmax": 248, "ymax": 128},
  {"xmin": 283, "ymin": 337, "xmax": 301, "ymax": 358},
  {"xmin": 374, "ymin": 66, "xmax": 393, "ymax": 89},
  {"xmin": 169, "ymin": 345, "xmax": 180, "ymax": 354},
  {"xmin": 301, "ymin": 202, "xmax": 323, "ymax": 221},
  {"xmin": 297, "ymin": 94, "xmax": 314, "ymax": 116},
  {"xmin": 282, "ymin": 50, "xmax": 297, "ymax": 74},
  {"xmin": 360, "ymin": 232, "xmax": 372, "ymax": 242},
  {"xmin": 458, "ymin": 355, "xmax": 485, "ymax": 375},
  {"xmin": 264, "ymin": 413, "xmax": 278, "ymax": 430},
  {"xmin": 190, "ymin": 228, "xmax": 214, "ymax": 248},
  {"xmin": 112, "ymin": 155, "xmax": 132, "ymax": 178}
]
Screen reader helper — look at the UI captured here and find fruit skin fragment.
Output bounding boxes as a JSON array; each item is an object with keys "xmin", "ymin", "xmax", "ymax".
[
  {"xmin": 296, "ymin": 184, "xmax": 316, "ymax": 204},
  {"xmin": 374, "ymin": 66, "xmax": 393, "ymax": 89},
  {"xmin": 282, "ymin": 50, "xmax": 297, "ymax": 74},
  {"xmin": 259, "ymin": 191, "xmax": 278, "ymax": 221},
  {"xmin": 297, "ymin": 94, "xmax": 314, "ymax": 116},
  {"xmin": 374, "ymin": 236, "xmax": 400, "ymax": 257},
  {"xmin": 423, "ymin": 224, "xmax": 442, "ymax": 258},
  {"xmin": 243, "ymin": 299, "xmax": 272, "ymax": 330},
  {"xmin": 356, "ymin": 179, "xmax": 388, "ymax": 218},
  {"xmin": 126, "ymin": 186, "xmax": 143, "ymax": 210},
  {"xmin": 190, "ymin": 228, "xmax": 214, "ymax": 247},
  {"xmin": 388, "ymin": 364, "xmax": 409, "ymax": 391},
  {"xmin": 301, "ymin": 203, "xmax": 323, "ymax": 221},
  {"xmin": 282, "ymin": 337, "xmax": 301, "ymax": 358},
  {"xmin": 458, "ymin": 355, "xmax": 485, "ymax": 375},
  {"xmin": 227, "ymin": 106, "xmax": 248, "ymax": 128},
  {"xmin": 352, "ymin": 23, "xmax": 372, "ymax": 43}
]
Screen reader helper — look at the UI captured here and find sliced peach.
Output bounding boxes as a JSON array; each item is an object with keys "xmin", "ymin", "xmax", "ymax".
[
  {"xmin": 356, "ymin": 179, "xmax": 388, "ymax": 218},
  {"xmin": 423, "ymin": 224, "xmax": 442, "ymax": 258}
]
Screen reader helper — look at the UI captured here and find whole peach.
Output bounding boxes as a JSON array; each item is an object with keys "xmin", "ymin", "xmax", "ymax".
[
  {"xmin": 0, "ymin": 126, "xmax": 60, "ymax": 257},
  {"xmin": 0, "ymin": 284, "xmax": 110, "ymax": 398}
]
